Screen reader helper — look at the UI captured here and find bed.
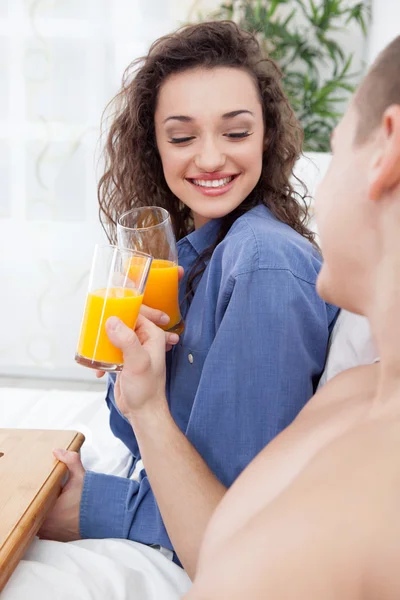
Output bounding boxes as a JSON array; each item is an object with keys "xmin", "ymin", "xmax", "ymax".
[{"xmin": 0, "ymin": 310, "xmax": 377, "ymax": 599}]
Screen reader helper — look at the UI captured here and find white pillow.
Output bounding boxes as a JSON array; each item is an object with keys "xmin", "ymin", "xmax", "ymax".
[{"xmin": 318, "ymin": 309, "xmax": 379, "ymax": 389}]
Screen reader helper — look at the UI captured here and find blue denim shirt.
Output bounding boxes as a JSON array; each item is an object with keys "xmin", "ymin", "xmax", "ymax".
[{"xmin": 80, "ymin": 204, "xmax": 338, "ymax": 556}]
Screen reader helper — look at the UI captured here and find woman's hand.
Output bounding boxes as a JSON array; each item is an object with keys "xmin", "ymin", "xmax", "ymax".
[
  {"xmin": 39, "ymin": 449, "xmax": 85, "ymax": 542},
  {"xmin": 105, "ymin": 314, "xmax": 172, "ymax": 419}
]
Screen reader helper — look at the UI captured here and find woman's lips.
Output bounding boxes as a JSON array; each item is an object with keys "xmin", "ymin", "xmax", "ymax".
[{"xmin": 186, "ymin": 174, "xmax": 240, "ymax": 197}]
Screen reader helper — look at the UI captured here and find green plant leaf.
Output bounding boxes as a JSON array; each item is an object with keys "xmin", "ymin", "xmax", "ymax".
[
  {"xmin": 267, "ymin": 0, "xmax": 282, "ymax": 18},
  {"xmin": 191, "ymin": 0, "xmax": 369, "ymax": 151},
  {"xmin": 282, "ymin": 7, "xmax": 296, "ymax": 28},
  {"xmin": 345, "ymin": 2, "xmax": 371, "ymax": 36}
]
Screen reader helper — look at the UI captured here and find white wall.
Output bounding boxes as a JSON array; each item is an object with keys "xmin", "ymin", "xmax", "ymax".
[{"xmin": 368, "ymin": 0, "xmax": 400, "ymax": 63}]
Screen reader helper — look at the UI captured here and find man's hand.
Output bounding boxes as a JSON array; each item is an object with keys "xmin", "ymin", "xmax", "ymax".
[
  {"xmin": 105, "ymin": 314, "xmax": 169, "ymax": 420},
  {"xmin": 95, "ymin": 266, "xmax": 184, "ymax": 379},
  {"xmin": 39, "ymin": 449, "xmax": 85, "ymax": 542}
]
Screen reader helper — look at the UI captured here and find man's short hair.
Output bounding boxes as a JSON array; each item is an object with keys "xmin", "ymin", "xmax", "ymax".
[{"xmin": 355, "ymin": 35, "xmax": 400, "ymax": 145}]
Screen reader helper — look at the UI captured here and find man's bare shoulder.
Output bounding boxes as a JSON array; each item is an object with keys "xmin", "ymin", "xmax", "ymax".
[{"xmin": 304, "ymin": 362, "xmax": 380, "ymax": 413}]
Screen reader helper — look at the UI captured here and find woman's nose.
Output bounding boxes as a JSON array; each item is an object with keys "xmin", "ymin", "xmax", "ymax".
[{"xmin": 194, "ymin": 138, "xmax": 226, "ymax": 173}]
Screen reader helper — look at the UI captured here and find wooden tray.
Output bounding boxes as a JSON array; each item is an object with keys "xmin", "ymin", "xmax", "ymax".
[{"xmin": 0, "ymin": 428, "xmax": 85, "ymax": 592}]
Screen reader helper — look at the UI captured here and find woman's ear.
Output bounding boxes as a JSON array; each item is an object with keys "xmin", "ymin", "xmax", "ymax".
[{"xmin": 368, "ymin": 105, "xmax": 400, "ymax": 202}]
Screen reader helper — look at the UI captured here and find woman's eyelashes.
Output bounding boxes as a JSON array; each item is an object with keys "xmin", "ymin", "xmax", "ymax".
[
  {"xmin": 224, "ymin": 131, "xmax": 253, "ymax": 139},
  {"xmin": 168, "ymin": 136, "xmax": 196, "ymax": 144},
  {"xmin": 168, "ymin": 131, "xmax": 253, "ymax": 144}
]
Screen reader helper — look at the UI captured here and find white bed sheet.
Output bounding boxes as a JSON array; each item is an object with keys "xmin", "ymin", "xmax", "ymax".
[
  {"xmin": 3, "ymin": 539, "xmax": 191, "ymax": 599},
  {"xmin": 0, "ymin": 386, "xmax": 191, "ymax": 599},
  {"xmin": 0, "ymin": 386, "xmax": 132, "ymax": 476}
]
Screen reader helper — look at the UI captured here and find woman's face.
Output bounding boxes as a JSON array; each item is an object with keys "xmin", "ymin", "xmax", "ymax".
[{"xmin": 155, "ymin": 67, "xmax": 265, "ymax": 228}]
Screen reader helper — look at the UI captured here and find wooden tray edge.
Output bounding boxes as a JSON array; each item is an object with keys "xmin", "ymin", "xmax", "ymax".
[{"xmin": 0, "ymin": 431, "xmax": 85, "ymax": 593}]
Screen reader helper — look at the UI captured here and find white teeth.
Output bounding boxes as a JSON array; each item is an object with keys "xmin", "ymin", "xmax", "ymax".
[{"xmin": 192, "ymin": 176, "xmax": 234, "ymax": 188}]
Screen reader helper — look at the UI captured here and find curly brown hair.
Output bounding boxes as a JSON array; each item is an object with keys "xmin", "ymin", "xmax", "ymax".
[{"xmin": 98, "ymin": 20, "xmax": 315, "ymax": 298}]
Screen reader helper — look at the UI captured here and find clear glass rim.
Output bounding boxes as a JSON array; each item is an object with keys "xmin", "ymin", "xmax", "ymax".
[
  {"xmin": 95, "ymin": 243, "xmax": 152, "ymax": 260},
  {"xmin": 117, "ymin": 206, "xmax": 171, "ymax": 232}
]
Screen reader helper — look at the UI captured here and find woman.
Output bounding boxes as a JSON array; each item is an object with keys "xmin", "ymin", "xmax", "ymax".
[{"xmin": 41, "ymin": 21, "xmax": 338, "ymax": 578}]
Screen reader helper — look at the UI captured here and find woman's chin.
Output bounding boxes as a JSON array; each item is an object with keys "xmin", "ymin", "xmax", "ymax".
[{"xmin": 189, "ymin": 199, "xmax": 245, "ymax": 222}]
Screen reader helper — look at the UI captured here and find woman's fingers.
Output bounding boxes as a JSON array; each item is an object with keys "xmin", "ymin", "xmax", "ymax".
[
  {"xmin": 166, "ymin": 332, "xmax": 180, "ymax": 352},
  {"xmin": 52, "ymin": 449, "xmax": 85, "ymax": 477},
  {"xmin": 140, "ymin": 304, "xmax": 170, "ymax": 327}
]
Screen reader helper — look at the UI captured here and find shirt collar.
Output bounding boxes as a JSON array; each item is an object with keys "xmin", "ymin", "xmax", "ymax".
[{"xmin": 178, "ymin": 218, "xmax": 222, "ymax": 256}]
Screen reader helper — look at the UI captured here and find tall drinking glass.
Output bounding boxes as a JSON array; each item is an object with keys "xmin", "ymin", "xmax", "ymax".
[
  {"xmin": 117, "ymin": 207, "xmax": 184, "ymax": 335},
  {"xmin": 75, "ymin": 244, "xmax": 152, "ymax": 372}
]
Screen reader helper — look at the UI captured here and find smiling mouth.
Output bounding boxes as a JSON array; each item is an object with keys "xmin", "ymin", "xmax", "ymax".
[{"xmin": 188, "ymin": 175, "xmax": 238, "ymax": 189}]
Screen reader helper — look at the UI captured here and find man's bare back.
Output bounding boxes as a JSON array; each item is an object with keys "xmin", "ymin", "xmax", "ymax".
[{"xmin": 196, "ymin": 363, "xmax": 380, "ymax": 565}]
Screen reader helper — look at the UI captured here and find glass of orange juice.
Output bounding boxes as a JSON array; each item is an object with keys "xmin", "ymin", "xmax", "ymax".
[
  {"xmin": 75, "ymin": 244, "xmax": 152, "ymax": 372},
  {"xmin": 117, "ymin": 207, "xmax": 184, "ymax": 335}
]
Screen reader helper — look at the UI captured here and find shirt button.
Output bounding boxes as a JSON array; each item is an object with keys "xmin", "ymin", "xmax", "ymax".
[{"xmin": 188, "ymin": 353, "xmax": 194, "ymax": 364}]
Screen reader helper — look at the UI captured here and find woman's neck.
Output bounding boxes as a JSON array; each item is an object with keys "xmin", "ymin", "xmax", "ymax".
[{"xmin": 193, "ymin": 213, "xmax": 211, "ymax": 230}]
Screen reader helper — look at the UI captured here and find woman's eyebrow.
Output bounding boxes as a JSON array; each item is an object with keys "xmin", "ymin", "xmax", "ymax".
[
  {"xmin": 163, "ymin": 109, "xmax": 254, "ymax": 125},
  {"xmin": 163, "ymin": 115, "xmax": 193, "ymax": 124},
  {"xmin": 222, "ymin": 109, "xmax": 254, "ymax": 119}
]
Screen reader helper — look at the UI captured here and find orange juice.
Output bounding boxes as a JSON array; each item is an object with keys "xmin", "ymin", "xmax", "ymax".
[
  {"xmin": 129, "ymin": 259, "xmax": 183, "ymax": 332},
  {"xmin": 77, "ymin": 287, "xmax": 143, "ymax": 366}
]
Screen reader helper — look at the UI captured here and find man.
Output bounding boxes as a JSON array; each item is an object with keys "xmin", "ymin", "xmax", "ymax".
[{"xmin": 182, "ymin": 35, "xmax": 400, "ymax": 598}]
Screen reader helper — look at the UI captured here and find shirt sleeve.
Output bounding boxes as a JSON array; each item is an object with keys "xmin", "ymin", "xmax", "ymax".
[
  {"xmin": 80, "ymin": 375, "xmax": 173, "ymax": 546},
  {"xmin": 79, "ymin": 372, "xmax": 171, "ymax": 544},
  {"xmin": 184, "ymin": 267, "xmax": 331, "ymax": 485},
  {"xmin": 79, "ymin": 469, "xmax": 172, "ymax": 548}
]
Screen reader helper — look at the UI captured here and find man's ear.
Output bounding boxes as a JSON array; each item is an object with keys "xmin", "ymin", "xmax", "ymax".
[{"xmin": 368, "ymin": 105, "xmax": 400, "ymax": 202}]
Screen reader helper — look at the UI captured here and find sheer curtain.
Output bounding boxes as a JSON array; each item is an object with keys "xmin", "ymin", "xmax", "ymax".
[{"xmin": 0, "ymin": 0, "xmax": 188, "ymax": 381}]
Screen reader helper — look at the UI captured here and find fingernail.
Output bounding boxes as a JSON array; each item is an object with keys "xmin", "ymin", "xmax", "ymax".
[
  {"xmin": 169, "ymin": 333, "xmax": 179, "ymax": 344},
  {"xmin": 107, "ymin": 316, "xmax": 121, "ymax": 332},
  {"xmin": 160, "ymin": 314, "xmax": 170, "ymax": 325}
]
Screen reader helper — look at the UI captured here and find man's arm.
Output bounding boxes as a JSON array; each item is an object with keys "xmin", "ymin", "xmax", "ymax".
[{"xmin": 107, "ymin": 269, "xmax": 330, "ymax": 577}]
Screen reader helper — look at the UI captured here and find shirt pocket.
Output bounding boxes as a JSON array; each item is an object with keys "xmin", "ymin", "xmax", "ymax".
[{"xmin": 169, "ymin": 341, "xmax": 209, "ymax": 430}]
